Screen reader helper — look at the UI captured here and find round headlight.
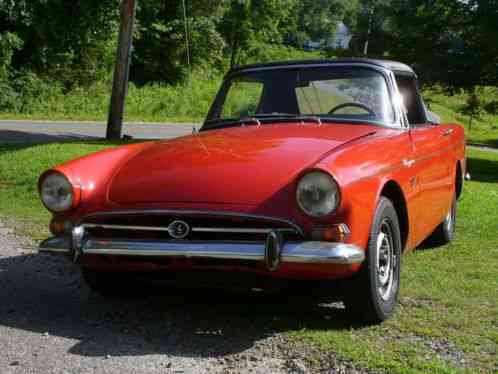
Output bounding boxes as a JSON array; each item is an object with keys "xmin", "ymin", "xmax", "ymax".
[
  {"xmin": 40, "ymin": 173, "xmax": 74, "ymax": 213},
  {"xmin": 296, "ymin": 171, "xmax": 340, "ymax": 217}
]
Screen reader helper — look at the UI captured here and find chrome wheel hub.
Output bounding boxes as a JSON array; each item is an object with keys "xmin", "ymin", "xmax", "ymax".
[{"xmin": 376, "ymin": 220, "xmax": 396, "ymax": 301}]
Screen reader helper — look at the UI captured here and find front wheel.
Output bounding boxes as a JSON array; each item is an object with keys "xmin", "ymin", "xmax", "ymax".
[{"xmin": 343, "ymin": 197, "xmax": 402, "ymax": 324}]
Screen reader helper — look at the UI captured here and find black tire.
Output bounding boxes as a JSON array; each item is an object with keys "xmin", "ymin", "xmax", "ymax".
[
  {"xmin": 427, "ymin": 193, "xmax": 457, "ymax": 246},
  {"xmin": 343, "ymin": 197, "xmax": 402, "ymax": 324},
  {"xmin": 81, "ymin": 268, "xmax": 142, "ymax": 298}
]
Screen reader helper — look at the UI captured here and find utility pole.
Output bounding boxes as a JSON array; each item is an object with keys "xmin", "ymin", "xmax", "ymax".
[
  {"xmin": 106, "ymin": 0, "xmax": 137, "ymax": 140},
  {"xmin": 181, "ymin": 0, "xmax": 191, "ymax": 67}
]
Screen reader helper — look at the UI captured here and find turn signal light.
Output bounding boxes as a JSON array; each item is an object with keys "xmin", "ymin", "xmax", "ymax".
[
  {"xmin": 50, "ymin": 218, "xmax": 74, "ymax": 236},
  {"xmin": 312, "ymin": 224, "xmax": 350, "ymax": 242}
]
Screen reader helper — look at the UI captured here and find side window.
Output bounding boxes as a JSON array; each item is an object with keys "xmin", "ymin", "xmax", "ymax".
[
  {"xmin": 395, "ymin": 75, "xmax": 427, "ymax": 126},
  {"xmin": 221, "ymin": 80, "xmax": 263, "ymax": 119}
]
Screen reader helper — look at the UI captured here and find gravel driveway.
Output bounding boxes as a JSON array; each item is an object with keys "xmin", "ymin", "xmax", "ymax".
[{"xmin": 0, "ymin": 220, "xmax": 376, "ymax": 374}]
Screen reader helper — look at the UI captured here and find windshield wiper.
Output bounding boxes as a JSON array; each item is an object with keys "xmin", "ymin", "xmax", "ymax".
[
  {"xmin": 253, "ymin": 113, "xmax": 323, "ymax": 124},
  {"xmin": 293, "ymin": 115, "xmax": 322, "ymax": 124},
  {"xmin": 204, "ymin": 114, "xmax": 328, "ymax": 131},
  {"xmin": 203, "ymin": 117, "xmax": 262, "ymax": 130}
]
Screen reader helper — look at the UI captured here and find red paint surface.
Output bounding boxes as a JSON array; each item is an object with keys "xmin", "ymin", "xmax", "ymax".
[{"xmin": 42, "ymin": 121, "xmax": 466, "ymax": 280}]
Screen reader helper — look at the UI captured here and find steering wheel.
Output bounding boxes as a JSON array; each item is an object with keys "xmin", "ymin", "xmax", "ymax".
[{"xmin": 328, "ymin": 102, "xmax": 378, "ymax": 118}]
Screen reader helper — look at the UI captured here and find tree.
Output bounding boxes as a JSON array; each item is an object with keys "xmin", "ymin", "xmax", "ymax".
[
  {"xmin": 459, "ymin": 93, "xmax": 483, "ymax": 131},
  {"xmin": 132, "ymin": 0, "xmax": 226, "ymax": 83},
  {"xmin": 384, "ymin": 0, "xmax": 498, "ymax": 90},
  {"xmin": 219, "ymin": 0, "xmax": 295, "ymax": 68},
  {"xmin": 0, "ymin": 32, "xmax": 23, "ymax": 111},
  {"xmin": 286, "ymin": 0, "xmax": 358, "ymax": 49},
  {"xmin": 344, "ymin": 0, "xmax": 392, "ymax": 56},
  {"xmin": 0, "ymin": 0, "xmax": 119, "ymax": 88}
]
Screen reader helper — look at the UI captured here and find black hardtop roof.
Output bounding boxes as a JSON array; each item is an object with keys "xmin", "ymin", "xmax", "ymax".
[{"xmin": 228, "ymin": 58, "xmax": 415, "ymax": 75}]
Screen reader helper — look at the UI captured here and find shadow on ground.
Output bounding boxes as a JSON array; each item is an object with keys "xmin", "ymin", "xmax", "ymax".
[
  {"xmin": 0, "ymin": 130, "xmax": 100, "ymax": 144},
  {"xmin": 0, "ymin": 251, "xmax": 351, "ymax": 359},
  {"xmin": 0, "ymin": 131, "xmax": 142, "ymax": 159},
  {"xmin": 467, "ymin": 155, "xmax": 498, "ymax": 184}
]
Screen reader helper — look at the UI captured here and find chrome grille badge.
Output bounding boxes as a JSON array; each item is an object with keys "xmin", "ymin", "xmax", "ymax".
[{"xmin": 167, "ymin": 220, "xmax": 190, "ymax": 239}]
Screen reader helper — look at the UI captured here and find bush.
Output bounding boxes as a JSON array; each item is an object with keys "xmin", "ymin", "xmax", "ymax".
[
  {"xmin": 0, "ymin": 32, "xmax": 23, "ymax": 111},
  {"xmin": 239, "ymin": 43, "xmax": 323, "ymax": 65},
  {"xmin": 0, "ymin": 68, "xmax": 222, "ymax": 122}
]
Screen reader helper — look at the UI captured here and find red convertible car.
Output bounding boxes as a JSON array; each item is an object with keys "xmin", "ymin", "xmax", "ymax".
[{"xmin": 38, "ymin": 59, "xmax": 465, "ymax": 323}]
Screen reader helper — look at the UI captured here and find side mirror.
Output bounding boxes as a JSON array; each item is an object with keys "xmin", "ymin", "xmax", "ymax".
[{"xmin": 427, "ymin": 111, "xmax": 441, "ymax": 125}]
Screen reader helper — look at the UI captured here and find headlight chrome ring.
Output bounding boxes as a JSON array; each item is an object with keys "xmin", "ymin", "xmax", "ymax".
[
  {"xmin": 296, "ymin": 171, "xmax": 340, "ymax": 217},
  {"xmin": 40, "ymin": 173, "xmax": 75, "ymax": 213}
]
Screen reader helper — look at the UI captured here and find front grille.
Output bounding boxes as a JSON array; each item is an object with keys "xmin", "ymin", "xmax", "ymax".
[{"xmin": 80, "ymin": 212, "xmax": 303, "ymax": 243}]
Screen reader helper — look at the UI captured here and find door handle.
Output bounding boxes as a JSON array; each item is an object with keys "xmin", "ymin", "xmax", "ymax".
[{"xmin": 443, "ymin": 128, "xmax": 454, "ymax": 136}]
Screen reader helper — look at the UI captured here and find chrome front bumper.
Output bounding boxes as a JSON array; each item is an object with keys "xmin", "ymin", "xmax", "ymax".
[{"xmin": 39, "ymin": 235, "xmax": 365, "ymax": 267}]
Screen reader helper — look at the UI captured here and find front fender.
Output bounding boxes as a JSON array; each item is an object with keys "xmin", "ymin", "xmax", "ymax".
[{"xmin": 38, "ymin": 141, "xmax": 156, "ymax": 219}]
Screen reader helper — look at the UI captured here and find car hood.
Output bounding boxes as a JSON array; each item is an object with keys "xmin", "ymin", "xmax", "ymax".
[{"xmin": 108, "ymin": 123, "xmax": 376, "ymax": 205}]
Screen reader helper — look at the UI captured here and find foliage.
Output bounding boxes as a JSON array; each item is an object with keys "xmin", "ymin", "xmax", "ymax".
[
  {"xmin": 219, "ymin": 0, "xmax": 294, "ymax": 68},
  {"xmin": 0, "ymin": 31, "xmax": 23, "ymax": 111},
  {"xmin": 382, "ymin": 0, "xmax": 497, "ymax": 90},
  {"xmin": 0, "ymin": 0, "xmax": 497, "ymax": 133},
  {"xmin": 424, "ymin": 86, "xmax": 498, "ymax": 147},
  {"xmin": 286, "ymin": 0, "xmax": 355, "ymax": 48},
  {"xmin": 0, "ymin": 0, "xmax": 119, "ymax": 88},
  {"xmin": 458, "ymin": 94, "xmax": 483, "ymax": 131},
  {"xmin": 0, "ymin": 32, "xmax": 22, "ymax": 81},
  {"xmin": 0, "ymin": 68, "xmax": 223, "ymax": 123},
  {"xmin": 132, "ymin": 0, "xmax": 226, "ymax": 83}
]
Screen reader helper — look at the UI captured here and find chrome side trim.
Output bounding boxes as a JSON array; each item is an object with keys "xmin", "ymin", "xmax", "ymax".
[
  {"xmin": 79, "ymin": 210, "xmax": 304, "ymax": 236},
  {"xmin": 82, "ymin": 223, "xmax": 296, "ymax": 235}
]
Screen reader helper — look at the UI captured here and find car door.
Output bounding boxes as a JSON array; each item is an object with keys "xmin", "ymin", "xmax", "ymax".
[
  {"xmin": 409, "ymin": 125, "xmax": 454, "ymax": 235},
  {"xmin": 396, "ymin": 74, "xmax": 454, "ymax": 241}
]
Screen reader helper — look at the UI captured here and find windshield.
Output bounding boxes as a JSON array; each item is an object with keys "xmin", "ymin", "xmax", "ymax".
[{"xmin": 206, "ymin": 66, "xmax": 396, "ymax": 127}]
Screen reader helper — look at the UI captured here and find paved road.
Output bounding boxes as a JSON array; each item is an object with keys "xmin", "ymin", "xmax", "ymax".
[{"xmin": 0, "ymin": 120, "xmax": 194, "ymax": 143}]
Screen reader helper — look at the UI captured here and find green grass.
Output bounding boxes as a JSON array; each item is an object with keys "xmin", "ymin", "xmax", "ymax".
[
  {"xmin": 0, "ymin": 71, "xmax": 222, "ymax": 123},
  {"xmin": 0, "ymin": 142, "xmax": 497, "ymax": 373},
  {"xmin": 0, "ymin": 141, "xmax": 119, "ymax": 239},
  {"xmin": 425, "ymin": 87, "xmax": 498, "ymax": 147}
]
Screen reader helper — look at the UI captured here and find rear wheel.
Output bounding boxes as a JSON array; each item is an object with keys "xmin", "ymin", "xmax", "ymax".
[
  {"xmin": 343, "ymin": 197, "xmax": 401, "ymax": 324},
  {"xmin": 427, "ymin": 193, "xmax": 456, "ymax": 246}
]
